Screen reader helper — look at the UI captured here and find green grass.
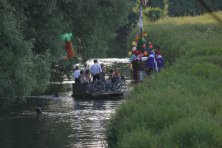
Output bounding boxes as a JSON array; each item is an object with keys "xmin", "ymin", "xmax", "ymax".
[{"xmin": 106, "ymin": 12, "xmax": 222, "ymax": 148}]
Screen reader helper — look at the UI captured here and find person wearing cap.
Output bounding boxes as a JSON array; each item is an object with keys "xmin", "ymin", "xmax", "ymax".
[
  {"xmin": 73, "ymin": 66, "xmax": 81, "ymax": 84},
  {"xmin": 90, "ymin": 59, "xmax": 102, "ymax": 82}
]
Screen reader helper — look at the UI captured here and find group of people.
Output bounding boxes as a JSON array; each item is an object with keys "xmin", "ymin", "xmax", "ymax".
[
  {"xmin": 130, "ymin": 46, "xmax": 165, "ymax": 83},
  {"xmin": 73, "ymin": 64, "xmax": 90, "ymax": 84},
  {"xmin": 145, "ymin": 46, "xmax": 164, "ymax": 75},
  {"xmin": 73, "ymin": 59, "xmax": 121, "ymax": 84}
]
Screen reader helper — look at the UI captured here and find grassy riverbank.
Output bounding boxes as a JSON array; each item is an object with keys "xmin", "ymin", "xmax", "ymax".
[{"xmin": 106, "ymin": 12, "xmax": 222, "ymax": 147}]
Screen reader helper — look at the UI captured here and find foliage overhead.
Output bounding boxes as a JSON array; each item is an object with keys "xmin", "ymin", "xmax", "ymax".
[{"xmin": 0, "ymin": 0, "xmax": 34, "ymax": 101}]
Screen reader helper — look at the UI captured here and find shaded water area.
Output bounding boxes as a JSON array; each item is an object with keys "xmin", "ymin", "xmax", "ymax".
[{"xmin": 0, "ymin": 91, "xmax": 123, "ymax": 148}]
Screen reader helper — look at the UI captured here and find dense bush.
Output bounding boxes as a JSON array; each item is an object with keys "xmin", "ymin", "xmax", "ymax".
[
  {"xmin": 0, "ymin": 0, "xmax": 34, "ymax": 101},
  {"xmin": 144, "ymin": 7, "xmax": 164, "ymax": 22}
]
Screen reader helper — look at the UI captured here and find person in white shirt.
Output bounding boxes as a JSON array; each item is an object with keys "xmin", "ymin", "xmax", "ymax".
[
  {"xmin": 73, "ymin": 66, "xmax": 81, "ymax": 84},
  {"xmin": 90, "ymin": 59, "xmax": 102, "ymax": 82}
]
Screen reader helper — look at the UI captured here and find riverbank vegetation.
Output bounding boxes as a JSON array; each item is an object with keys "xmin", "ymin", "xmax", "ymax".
[{"xmin": 106, "ymin": 12, "xmax": 222, "ymax": 147}]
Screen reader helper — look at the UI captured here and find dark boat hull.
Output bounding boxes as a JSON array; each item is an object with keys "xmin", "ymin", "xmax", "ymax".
[{"xmin": 71, "ymin": 83, "xmax": 124, "ymax": 99}]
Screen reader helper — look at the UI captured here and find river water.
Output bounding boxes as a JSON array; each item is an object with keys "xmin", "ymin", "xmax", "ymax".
[{"xmin": 0, "ymin": 91, "xmax": 123, "ymax": 148}]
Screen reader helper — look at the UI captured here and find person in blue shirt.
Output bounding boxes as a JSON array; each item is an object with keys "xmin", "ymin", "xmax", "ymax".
[
  {"xmin": 73, "ymin": 66, "xmax": 81, "ymax": 84},
  {"xmin": 146, "ymin": 51, "xmax": 155, "ymax": 75},
  {"xmin": 90, "ymin": 59, "xmax": 102, "ymax": 82}
]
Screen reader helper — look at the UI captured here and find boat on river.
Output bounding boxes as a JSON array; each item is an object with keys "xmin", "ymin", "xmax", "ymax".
[
  {"xmin": 72, "ymin": 58, "xmax": 131, "ymax": 99},
  {"xmin": 71, "ymin": 83, "xmax": 126, "ymax": 99}
]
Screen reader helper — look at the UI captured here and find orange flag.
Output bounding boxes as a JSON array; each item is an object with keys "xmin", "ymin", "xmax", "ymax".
[{"xmin": 65, "ymin": 41, "xmax": 75, "ymax": 59}]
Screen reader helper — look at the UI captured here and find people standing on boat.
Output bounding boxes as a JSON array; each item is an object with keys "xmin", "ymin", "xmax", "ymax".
[
  {"xmin": 73, "ymin": 66, "xmax": 81, "ymax": 84},
  {"xmin": 80, "ymin": 70, "xmax": 89, "ymax": 84},
  {"xmin": 111, "ymin": 68, "xmax": 121, "ymax": 83},
  {"xmin": 83, "ymin": 63, "xmax": 91, "ymax": 82},
  {"xmin": 107, "ymin": 69, "xmax": 113, "ymax": 81},
  {"xmin": 100, "ymin": 63, "xmax": 106, "ymax": 81},
  {"xmin": 83, "ymin": 63, "xmax": 89, "ymax": 74},
  {"xmin": 90, "ymin": 59, "xmax": 102, "ymax": 82},
  {"xmin": 84, "ymin": 69, "xmax": 91, "ymax": 82}
]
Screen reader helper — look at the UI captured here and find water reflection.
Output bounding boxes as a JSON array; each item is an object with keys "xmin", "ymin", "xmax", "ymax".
[{"xmin": 0, "ymin": 92, "xmax": 122, "ymax": 148}]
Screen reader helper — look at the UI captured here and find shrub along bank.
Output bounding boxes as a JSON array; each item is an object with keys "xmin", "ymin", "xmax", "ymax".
[{"xmin": 106, "ymin": 12, "xmax": 222, "ymax": 148}]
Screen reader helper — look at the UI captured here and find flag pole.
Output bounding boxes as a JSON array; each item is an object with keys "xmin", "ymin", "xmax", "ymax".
[{"xmin": 138, "ymin": 0, "xmax": 143, "ymax": 37}]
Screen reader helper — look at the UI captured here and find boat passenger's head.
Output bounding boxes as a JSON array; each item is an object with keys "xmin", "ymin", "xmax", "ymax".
[{"xmin": 94, "ymin": 59, "xmax": 98, "ymax": 63}]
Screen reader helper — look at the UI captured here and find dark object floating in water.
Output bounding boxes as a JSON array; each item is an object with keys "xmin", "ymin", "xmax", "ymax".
[
  {"xmin": 35, "ymin": 107, "xmax": 43, "ymax": 115},
  {"xmin": 54, "ymin": 92, "xmax": 59, "ymax": 97}
]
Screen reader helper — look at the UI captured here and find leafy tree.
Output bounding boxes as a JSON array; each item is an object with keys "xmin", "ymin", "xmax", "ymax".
[
  {"xmin": 60, "ymin": 0, "xmax": 137, "ymax": 60},
  {"xmin": 149, "ymin": 0, "xmax": 165, "ymax": 8},
  {"xmin": 9, "ymin": 0, "xmax": 69, "ymax": 93},
  {"xmin": 22, "ymin": 0, "xmax": 66, "ymax": 58},
  {"xmin": 0, "ymin": 0, "xmax": 34, "ymax": 101},
  {"xmin": 107, "ymin": 11, "xmax": 138, "ymax": 57}
]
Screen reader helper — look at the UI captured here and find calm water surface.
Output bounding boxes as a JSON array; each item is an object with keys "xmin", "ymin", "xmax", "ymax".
[{"xmin": 0, "ymin": 91, "xmax": 123, "ymax": 148}]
